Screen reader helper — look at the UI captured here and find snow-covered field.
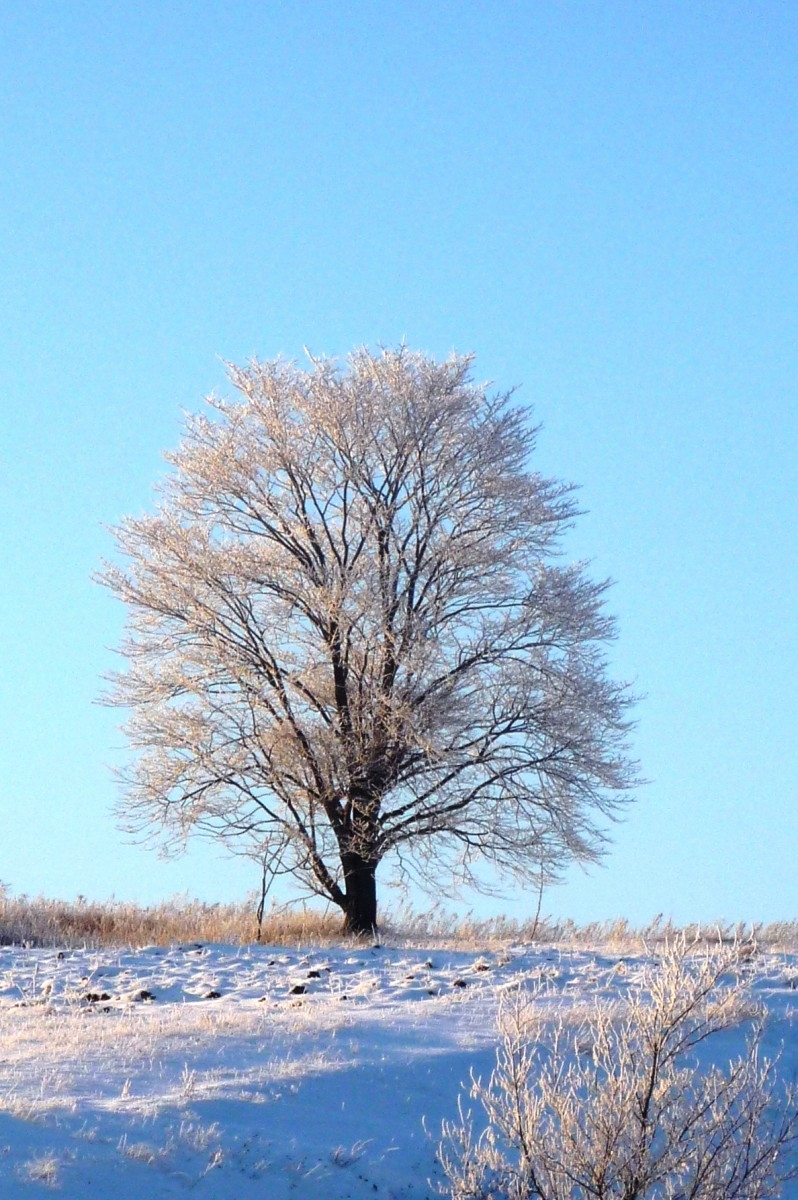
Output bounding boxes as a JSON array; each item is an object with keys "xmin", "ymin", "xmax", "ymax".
[{"xmin": 0, "ymin": 940, "xmax": 795, "ymax": 1198}]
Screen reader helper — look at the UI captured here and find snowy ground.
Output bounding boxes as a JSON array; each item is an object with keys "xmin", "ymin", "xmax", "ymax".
[{"xmin": 0, "ymin": 940, "xmax": 795, "ymax": 1198}]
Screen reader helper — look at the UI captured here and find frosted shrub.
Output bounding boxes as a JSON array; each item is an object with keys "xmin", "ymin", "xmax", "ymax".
[{"xmin": 439, "ymin": 940, "xmax": 798, "ymax": 1200}]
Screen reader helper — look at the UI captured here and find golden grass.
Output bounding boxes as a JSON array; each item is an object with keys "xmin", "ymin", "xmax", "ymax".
[
  {"xmin": 0, "ymin": 892, "xmax": 339, "ymax": 949},
  {"xmin": 0, "ymin": 891, "xmax": 795, "ymax": 951}
]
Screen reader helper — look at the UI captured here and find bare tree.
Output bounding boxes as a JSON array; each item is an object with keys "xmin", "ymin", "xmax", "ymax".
[
  {"xmin": 439, "ymin": 940, "xmax": 798, "ymax": 1200},
  {"xmin": 99, "ymin": 347, "xmax": 637, "ymax": 934}
]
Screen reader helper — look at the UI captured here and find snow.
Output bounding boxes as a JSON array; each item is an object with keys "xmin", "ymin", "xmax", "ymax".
[{"xmin": 0, "ymin": 941, "xmax": 795, "ymax": 1197}]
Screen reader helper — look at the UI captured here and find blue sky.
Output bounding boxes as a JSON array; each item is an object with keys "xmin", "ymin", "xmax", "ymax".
[{"xmin": 1, "ymin": 1, "xmax": 796, "ymax": 925}]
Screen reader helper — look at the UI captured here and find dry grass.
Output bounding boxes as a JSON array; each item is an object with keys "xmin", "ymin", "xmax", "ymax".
[
  {"xmin": 383, "ymin": 907, "xmax": 798, "ymax": 952},
  {"xmin": 0, "ymin": 890, "xmax": 795, "ymax": 951},
  {"xmin": 0, "ymin": 891, "xmax": 340, "ymax": 949}
]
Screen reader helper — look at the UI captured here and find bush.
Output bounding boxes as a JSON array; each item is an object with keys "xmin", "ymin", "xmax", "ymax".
[{"xmin": 439, "ymin": 939, "xmax": 798, "ymax": 1200}]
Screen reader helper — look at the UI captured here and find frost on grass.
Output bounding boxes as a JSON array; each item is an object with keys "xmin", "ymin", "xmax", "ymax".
[
  {"xmin": 439, "ymin": 939, "xmax": 798, "ymax": 1200},
  {"xmin": 0, "ymin": 940, "xmax": 795, "ymax": 1198},
  {"xmin": 20, "ymin": 1152, "xmax": 60, "ymax": 1187}
]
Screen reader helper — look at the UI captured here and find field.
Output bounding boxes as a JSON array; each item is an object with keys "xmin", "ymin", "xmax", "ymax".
[{"xmin": 0, "ymin": 903, "xmax": 796, "ymax": 1198}]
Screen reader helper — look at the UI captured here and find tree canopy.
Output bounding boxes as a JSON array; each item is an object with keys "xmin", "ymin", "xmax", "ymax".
[{"xmin": 100, "ymin": 347, "xmax": 637, "ymax": 934}]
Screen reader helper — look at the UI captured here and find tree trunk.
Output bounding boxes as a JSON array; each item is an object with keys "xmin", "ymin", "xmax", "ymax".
[{"xmin": 341, "ymin": 852, "xmax": 378, "ymax": 937}]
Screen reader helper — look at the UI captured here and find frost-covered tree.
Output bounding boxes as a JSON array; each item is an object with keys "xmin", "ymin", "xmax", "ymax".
[{"xmin": 100, "ymin": 347, "xmax": 637, "ymax": 934}]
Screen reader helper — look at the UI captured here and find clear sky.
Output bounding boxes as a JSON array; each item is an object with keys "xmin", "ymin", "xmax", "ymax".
[{"xmin": 1, "ymin": 1, "xmax": 796, "ymax": 926}]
